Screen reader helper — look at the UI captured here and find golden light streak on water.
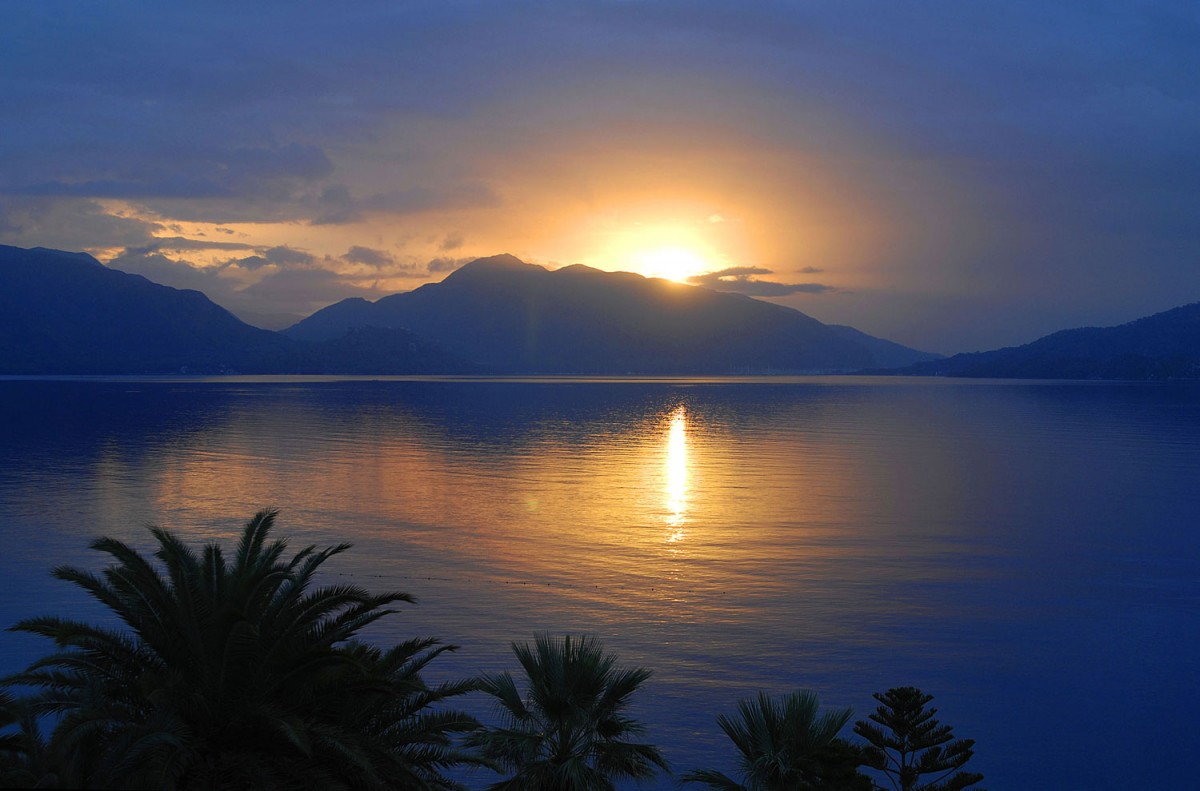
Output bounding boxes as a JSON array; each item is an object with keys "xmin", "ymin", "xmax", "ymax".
[{"xmin": 664, "ymin": 406, "xmax": 689, "ymax": 543}]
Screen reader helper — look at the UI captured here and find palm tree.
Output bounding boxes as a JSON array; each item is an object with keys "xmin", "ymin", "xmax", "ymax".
[
  {"xmin": 4, "ymin": 508, "xmax": 481, "ymax": 790},
  {"xmin": 467, "ymin": 633, "xmax": 668, "ymax": 790},
  {"xmin": 683, "ymin": 689, "xmax": 870, "ymax": 790},
  {"xmin": 0, "ymin": 689, "xmax": 64, "ymax": 788}
]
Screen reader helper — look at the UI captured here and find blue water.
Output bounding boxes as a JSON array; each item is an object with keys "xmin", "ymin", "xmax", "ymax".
[{"xmin": 0, "ymin": 376, "xmax": 1197, "ymax": 788}]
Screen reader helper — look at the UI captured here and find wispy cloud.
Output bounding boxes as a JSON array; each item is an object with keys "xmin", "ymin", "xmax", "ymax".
[{"xmin": 689, "ymin": 266, "xmax": 835, "ymax": 297}]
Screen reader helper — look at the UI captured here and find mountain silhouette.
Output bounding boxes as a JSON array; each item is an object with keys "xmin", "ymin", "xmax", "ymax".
[
  {"xmin": 888, "ymin": 302, "xmax": 1200, "ymax": 379},
  {"xmin": 5, "ymin": 244, "xmax": 1193, "ymax": 378},
  {"xmin": 286, "ymin": 254, "xmax": 939, "ymax": 374},
  {"xmin": 0, "ymin": 245, "xmax": 292, "ymax": 374},
  {"xmin": 0, "ymin": 245, "xmax": 474, "ymax": 374}
]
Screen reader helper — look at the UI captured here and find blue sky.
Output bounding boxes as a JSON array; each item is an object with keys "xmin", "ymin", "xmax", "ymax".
[{"xmin": 2, "ymin": 1, "xmax": 1197, "ymax": 352}]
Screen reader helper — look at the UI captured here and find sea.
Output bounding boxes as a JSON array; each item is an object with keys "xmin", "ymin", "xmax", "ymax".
[{"xmin": 0, "ymin": 376, "xmax": 1196, "ymax": 789}]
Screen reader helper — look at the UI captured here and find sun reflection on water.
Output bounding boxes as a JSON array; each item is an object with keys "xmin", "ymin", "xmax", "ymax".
[{"xmin": 664, "ymin": 405, "xmax": 689, "ymax": 542}]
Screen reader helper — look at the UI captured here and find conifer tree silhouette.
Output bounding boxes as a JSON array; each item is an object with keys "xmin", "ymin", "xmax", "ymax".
[{"xmin": 853, "ymin": 687, "xmax": 983, "ymax": 791}]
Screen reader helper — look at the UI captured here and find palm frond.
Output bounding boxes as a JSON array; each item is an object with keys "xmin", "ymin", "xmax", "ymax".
[
  {"xmin": 3, "ymin": 510, "xmax": 479, "ymax": 790},
  {"xmin": 472, "ymin": 633, "xmax": 664, "ymax": 789}
]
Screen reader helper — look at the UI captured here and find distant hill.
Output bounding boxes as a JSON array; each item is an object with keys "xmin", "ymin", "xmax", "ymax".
[
  {"xmin": 0, "ymin": 245, "xmax": 475, "ymax": 374},
  {"xmin": 826, "ymin": 324, "xmax": 943, "ymax": 370},
  {"xmin": 0, "ymin": 245, "xmax": 937, "ymax": 375},
  {"xmin": 298, "ymin": 325, "xmax": 478, "ymax": 375},
  {"xmin": 0, "ymin": 245, "xmax": 292, "ymax": 374},
  {"xmin": 888, "ymin": 302, "xmax": 1200, "ymax": 379},
  {"xmin": 286, "ymin": 254, "xmax": 940, "ymax": 374}
]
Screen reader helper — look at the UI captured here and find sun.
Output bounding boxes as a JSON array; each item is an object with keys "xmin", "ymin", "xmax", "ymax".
[
  {"xmin": 632, "ymin": 246, "xmax": 708, "ymax": 283},
  {"xmin": 576, "ymin": 216, "xmax": 726, "ymax": 282}
]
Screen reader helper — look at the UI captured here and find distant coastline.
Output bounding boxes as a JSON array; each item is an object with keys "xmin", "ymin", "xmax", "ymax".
[{"xmin": 3, "ymin": 245, "xmax": 1198, "ymax": 380}]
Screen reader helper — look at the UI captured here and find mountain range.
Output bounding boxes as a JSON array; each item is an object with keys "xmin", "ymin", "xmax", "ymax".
[
  {"xmin": 0, "ymin": 246, "xmax": 936, "ymax": 375},
  {"xmin": 2, "ymin": 244, "xmax": 1196, "ymax": 378},
  {"xmin": 886, "ymin": 302, "xmax": 1200, "ymax": 379},
  {"xmin": 0, "ymin": 246, "xmax": 475, "ymax": 375},
  {"xmin": 285, "ymin": 254, "xmax": 936, "ymax": 373}
]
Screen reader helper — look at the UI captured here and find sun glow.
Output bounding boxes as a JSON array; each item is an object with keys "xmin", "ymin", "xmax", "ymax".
[
  {"xmin": 577, "ymin": 217, "xmax": 728, "ymax": 283},
  {"xmin": 634, "ymin": 246, "xmax": 709, "ymax": 283}
]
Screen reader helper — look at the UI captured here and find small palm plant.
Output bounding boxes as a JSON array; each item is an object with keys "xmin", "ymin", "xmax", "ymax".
[
  {"xmin": 683, "ymin": 689, "xmax": 870, "ymax": 791},
  {"xmin": 3, "ymin": 508, "xmax": 481, "ymax": 790},
  {"xmin": 467, "ymin": 633, "xmax": 668, "ymax": 790}
]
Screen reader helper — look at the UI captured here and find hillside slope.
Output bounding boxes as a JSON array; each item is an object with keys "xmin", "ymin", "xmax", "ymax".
[
  {"xmin": 890, "ymin": 302, "xmax": 1200, "ymax": 379},
  {"xmin": 287, "ymin": 254, "xmax": 939, "ymax": 374},
  {"xmin": 0, "ymin": 245, "xmax": 289, "ymax": 373},
  {"xmin": 0, "ymin": 246, "xmax": 476, "ymax": 374}
]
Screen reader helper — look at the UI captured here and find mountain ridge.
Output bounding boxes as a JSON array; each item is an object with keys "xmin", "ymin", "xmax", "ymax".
[
  {"xmin": 5, "ymin": 244, "xmax": 1196, "ymax": 378},
  {"xmin": 0, "ymin": 244, "xmax": 289, "ymax": 374},
  {"xmin": 886, "ymin": 301, "xmax": 1200, "ymax": 379},
  {"xmin": 286, "ymin": 255, "xmax": 939, "ymax": 374},
  {"xmin": 0, "ymin": 245, "xmax": 475, "ymax": 374}
]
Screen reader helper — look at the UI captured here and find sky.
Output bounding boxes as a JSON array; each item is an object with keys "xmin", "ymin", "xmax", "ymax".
[{"xmin": 2, "ymin": 1, "xmax": 1197, "ymax": 353}]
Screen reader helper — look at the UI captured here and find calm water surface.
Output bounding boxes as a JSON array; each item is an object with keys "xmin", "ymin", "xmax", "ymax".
[{"xmin": 1, "ymin": 377, "xmax": 1197, "ymax": 788}]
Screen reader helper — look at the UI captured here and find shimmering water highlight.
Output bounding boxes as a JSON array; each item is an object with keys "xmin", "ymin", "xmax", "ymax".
[{"xmin": 0, "ymin": 377, "xmax": 1196, "ymax": 789}]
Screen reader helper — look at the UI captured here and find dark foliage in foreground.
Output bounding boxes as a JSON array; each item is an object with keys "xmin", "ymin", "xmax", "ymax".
[
  {"xmin": 0, "ymin": 507, "xmax": 988, "ymax": 790},
  {"xmin": 2, "ymin": 509, "xmax": 482, "ymax": 789},
  {"xmin": 682, "ymin": 689, "xmax": 871, "ymax": 791},
  {"xmin": 467, "ymin": 633, "xmax": 668, "ymax": 790},
  {"xmin": 854, "ymin": 687, "xmax": 984, "ymax": 791}
]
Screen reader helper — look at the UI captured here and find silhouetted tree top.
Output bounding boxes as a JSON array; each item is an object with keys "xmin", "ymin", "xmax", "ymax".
[
  {"xmin": 467, "ymin": 633, "xmax": 668, "ymax": 790},
  {"xmin": 4, "ymin": 509, "xmax": 482, "ymax": 790},
  {"xmin": 682, "ymin": 688, "xmax": 870, "ymax": 791},
  {"xmin": 853, "ymin": 687, "xmax": 984, "ymax": 791}
]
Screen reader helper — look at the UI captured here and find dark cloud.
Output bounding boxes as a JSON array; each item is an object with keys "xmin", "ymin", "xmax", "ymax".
[
  {"xmin": 229, "ymin": 255, "xmax": 271, "ymax": 271},
  {"xmin": 3, "ymin": 5, "xmax": 1196, "ymax": 205},
  {"xmin": 703, "ymin": 266, "xmax": 771, "ymax": 278},
  {"xmin": 16, "ymin": 177, "xmax": 233, "ymax": 200},
  {"xmin": 343, "ymin": 246, "xmax": 395, "ymax": 267},
  {"xmin": 263, "ymin": 246, "xmax": 317, "ymax": 266},
  {"xmin": 0, "ymin": 198, "xmax": 160, "ymax": 251},
  {"xmin": 126, "ymin": 237, "xmax": 257, "ymax": 254},
  {"xmin": 309, "ymin": 183, "xmax": 498, "ymax": 226},
  {"xmin": 226, "ymin": 144, "xmax": 332, "ymax": 182},
  {"xmin": 689, "ymin": 267, "xmax": 835, "ymax": 297},
  {"xmin": 364, "ymin": 183, "xmax": 498, "ymax": 216},
  {"xmin": 440, "ymin": 231, "xmax": 465, "ymax": 251},
  {"xmin": 311, "ymin": 184, "xmax": 360, "ymax": 225},
  {"xmin": 5, "ymin": 144, "xmax": 332, "ymax": 205}
]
